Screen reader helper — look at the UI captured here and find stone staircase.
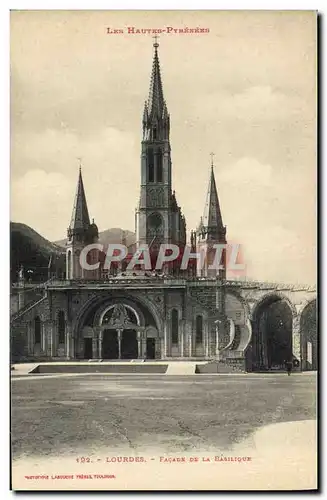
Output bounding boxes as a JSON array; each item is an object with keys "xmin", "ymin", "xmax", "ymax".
[
  {"xmin": 11, "ymin": 277, "xmax": 56, "ymax": 323},
  {"xmin": 189, "ymin": 285, "xmax": 250, "ymax": 361},
  {"xmin": 196, "ymin": 359, "xmax": 246, "ymax": 374},
  {"xmin": 11, "ymin": 295, "xmax": 46, "ymax": 323},
  {"xmin": 166, "ymin": 362, "xmax": 197, "ymax": 375}
]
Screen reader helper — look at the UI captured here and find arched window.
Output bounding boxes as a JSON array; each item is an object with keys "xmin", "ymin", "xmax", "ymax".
[
  {"xmin": 157, "ymin": 152, "xmax": 163, "ymax": 183},
  {"xmin": 171, "ymin": 309, "xmax": 179, "ymax": 345},
  {"xmin": 148, "ymin": 148, "xmax": 154, "ymax": 182},
  {"xmin": 67, "ymin": 250, "xmax": 72, "ymax": 279},
  {"xmin": 34, "ymin": 316, "xmax": 41, "ymax": 344},
  {"xmin": 196, "ymin": 315, "xmax": 203, "ymax": 344},
  {"xmin": 58, "ymin": 311, "xmax": 65, "ymax": 344},
  {"xmin": 147, "ymin": 212, "xmax": 163, "ymax": 235}
]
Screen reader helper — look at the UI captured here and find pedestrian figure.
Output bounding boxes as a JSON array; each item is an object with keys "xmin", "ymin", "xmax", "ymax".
[{"xmin": 285, "ymin": 360, "xmax": 293, "ymax": 376}]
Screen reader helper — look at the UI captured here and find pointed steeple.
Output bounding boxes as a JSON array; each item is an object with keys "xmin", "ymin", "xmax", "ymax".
[
  {"xmin": 203, "ymin": 166, "xmax": 223, "ymax": 229},
  {"xmin": 69, "ymin": 167, "xmax": 90, "ymax": 231},
  {"xmin": 198, "ymin": 158, "xmax": 226, "ymax": 243},
  {"xmin": 148, "ymin": 40, "xmax": 165, "ymax": 119},
  {"xmin": 142, "ymin": 40, "xmax": 170, "ymax": 141}
]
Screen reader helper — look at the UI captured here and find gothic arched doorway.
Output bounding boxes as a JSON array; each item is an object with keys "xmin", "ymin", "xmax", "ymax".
[
  {"xmin": 102, "ymin": 330, "xmax": 119, "ymax": 359},
  {"xmin": 100, "ymin": 304, "xmax": 139, "ymax": 360},
  {"xmin": 251, "ymin": 295, "xmax": 294, "ymax": 371},
  {"xmin": 300, "ymin": 300, "xmax": 317, "ymax": 371},
  {"xmin": 121, "ymin": 330, "xmax": 138, "ymax": 359}
]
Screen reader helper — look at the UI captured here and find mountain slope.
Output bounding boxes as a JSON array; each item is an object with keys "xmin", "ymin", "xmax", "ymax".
[
  {"xmin": 55, "ymin": 228, "xmax": 136, "ymax": 248},
  {"xmin": 10, "ymin": 222, "xmax": 65, "ymax": 282}
]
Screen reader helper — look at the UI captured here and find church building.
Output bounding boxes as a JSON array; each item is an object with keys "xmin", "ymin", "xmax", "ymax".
[{"xmin": 11, "ymin": 42, "xmax": 317, "ymax": 372}]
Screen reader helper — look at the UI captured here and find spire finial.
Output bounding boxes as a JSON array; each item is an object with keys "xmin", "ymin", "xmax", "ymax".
[
  {"xmin": 77, "ymin": 157, "xmax": 82, "ymax": 172},
  {"xmin": 210, "ymin": 152, "xmax": 215, "ymax": 170},
  {"xmin": 153, "ymin": 34, "xmax": 159, "ymax": 49}
]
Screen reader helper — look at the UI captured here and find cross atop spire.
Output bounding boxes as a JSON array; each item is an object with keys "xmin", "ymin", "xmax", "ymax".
[
  {"xmin": 210, "ymin": 152, "xmax": 215, "ymax": 169},
  {"xmin": 153, "ymin": 34, "xmax": 159, "ymax": 48},
  {"xmin": 77, "ymin": 157, "xmax": 82, "ymax": 171}
]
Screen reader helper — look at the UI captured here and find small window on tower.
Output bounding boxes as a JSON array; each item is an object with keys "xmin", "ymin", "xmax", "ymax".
[
  {"xmin": 157, "ymin": 152, "xmax": 163, "ymax": 182},
  {"xmin": 148, "ymin": 148, "xmax": 154, "ymax": 182},
  {"xmin": 148, "ymin": 164, "xmax": 154, "ymax": 182},
  {"xmin": 153, "ymin": 128, "xmax": 157, "ymax": 140}
]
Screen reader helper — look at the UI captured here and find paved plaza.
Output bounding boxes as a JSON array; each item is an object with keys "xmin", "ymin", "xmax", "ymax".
[{"xmin": 11, "ymin": 372, "xmax": 316, "ymax": 461}]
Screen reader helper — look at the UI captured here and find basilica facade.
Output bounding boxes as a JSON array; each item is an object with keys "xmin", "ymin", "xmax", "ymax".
[{"xmin": 11, "ymin": 43, "xmax": 317, "ymax": 371}]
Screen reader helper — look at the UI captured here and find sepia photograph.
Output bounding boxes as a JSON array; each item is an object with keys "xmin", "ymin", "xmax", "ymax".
[{"xmin": 10, "ymin": 10, "xmax": 317, "ymax": 491}]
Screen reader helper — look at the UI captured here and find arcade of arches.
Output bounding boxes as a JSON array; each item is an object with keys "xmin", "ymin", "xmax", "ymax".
[
  {"xmin": 300, "ymin": 299, "xmax": 317, "ymax": 371},
  {"xmin": 30, "ymin": 293, "xmax": 317, "ymax": 368},
  {"xmin": 250, "ymin": 296, "xmax": 317, "ymax": 372}
]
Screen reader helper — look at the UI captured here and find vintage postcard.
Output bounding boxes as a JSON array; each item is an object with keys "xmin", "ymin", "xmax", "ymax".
[{"xmin": 10, "ymin": 10, "xmax": 317, "ymax": 491}]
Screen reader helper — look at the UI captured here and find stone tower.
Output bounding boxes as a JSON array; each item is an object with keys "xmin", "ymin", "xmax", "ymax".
[
  {"xmin": 196, "ymin": 161, "xmax": 227, "ymax": 279},
  {"xmin": 66, "ymin": 168, "xmax": 99, "ymax": 279},
  {"xmin": 196, "ymin": 160, "xmax": 228, "ymax": 348},
  {"xmin": 135, "ymin": 41, "xmax": 186, "ymax": 266}
]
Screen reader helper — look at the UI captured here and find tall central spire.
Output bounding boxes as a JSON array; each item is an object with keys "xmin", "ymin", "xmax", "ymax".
[
  {"xmin": 142, "ymin": 40, "xmax": 170, "ymax": 142},
  {"xmin": 137, "ymin": 41, "xmax": 185, "ymax": 256},
  {"xmin": 147, "ymin": 39, "xmax": 165, "ymax": 119}
]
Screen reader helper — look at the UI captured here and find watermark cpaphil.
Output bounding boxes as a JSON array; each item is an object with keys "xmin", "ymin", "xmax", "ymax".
[{"xmin": 79, "ymin": 242, "xmax": 246, "ymax": 273}]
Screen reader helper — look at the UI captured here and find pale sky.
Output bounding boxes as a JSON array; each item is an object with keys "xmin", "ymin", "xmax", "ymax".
[{"xmin": 10, "ymin": 10, "xmax": 317, "ymax": 284}]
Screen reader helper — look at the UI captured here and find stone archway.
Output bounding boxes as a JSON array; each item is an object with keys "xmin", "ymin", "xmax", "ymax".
[
  {"xmin": 99, "ymin": 303, "xmax": 141, "ymax": 360},
  {"xmin": 73, "ymin": 290, "xmax": 163, "ymax": 360},
  {"xmin": 251, "ymin": 293, "xmax": 296, "ymax": 371},
  {"xmin": 300, "ymin": 299, "xmax": 317, "ymax": 371}
]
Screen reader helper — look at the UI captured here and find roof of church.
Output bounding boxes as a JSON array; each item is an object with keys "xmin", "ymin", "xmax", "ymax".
[
  {"xmin": 147, "ymin": 42, "xmax": 165, "ymax": 119},
  {"xmin": 69, "ymin": 168, "xmax": 90, "ymax": 230}
]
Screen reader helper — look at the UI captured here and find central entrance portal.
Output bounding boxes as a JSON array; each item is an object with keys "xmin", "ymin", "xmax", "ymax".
[
  {"xmin": 84, "ymin": 338, "xmax": 93, "ymax": 359},
  {"xmin": 102, "ymin": 329, "xmax": 138, "ymax": 359},
  {"xmin": 102, "ymin": 329, "xmax": 118, "ymax": 359},
  {"xmin": 121, "ymin": 329, "xmax": 138, "ymax": 359},
  {"xmin": 146, "ymin": 338, "xmax": 155, "ymax": 359}
]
